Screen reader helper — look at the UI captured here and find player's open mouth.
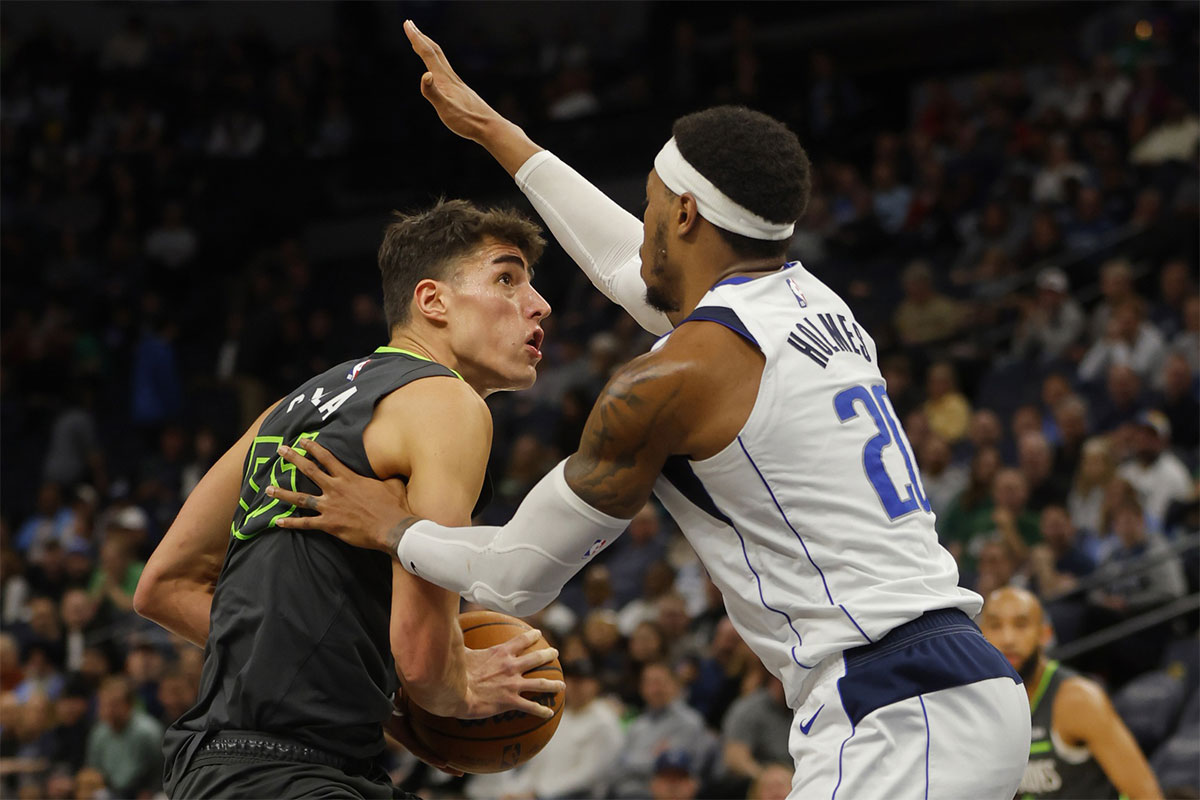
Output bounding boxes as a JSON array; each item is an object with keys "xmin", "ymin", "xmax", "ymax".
[{"xmin": 525, "ymin": 328, "xmax": 544, "ymax": 359}]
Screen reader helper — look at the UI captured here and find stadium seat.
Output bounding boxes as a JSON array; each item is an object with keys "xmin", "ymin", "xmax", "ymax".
[
  {"xmin": 1112, "ymin": 669, "xmax": 1188, "ymax": 755},
  {"xmin": 1151, "ymin": 725, "xmax": 1200, "ymax": 797}
]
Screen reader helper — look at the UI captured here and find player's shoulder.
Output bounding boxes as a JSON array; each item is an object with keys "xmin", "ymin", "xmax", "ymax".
[
  {"xmin": 1053, "ymin": 672, "xmax": 1113, "ymax": 726},
  {"xmin": 377, "ymin": 374, "xmax": 490, "ymax": 431}
]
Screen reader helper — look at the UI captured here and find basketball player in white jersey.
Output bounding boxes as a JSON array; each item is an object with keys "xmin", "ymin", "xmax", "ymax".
[{"xmin": 267, "ymin": 21, "xmax": 1030, "ymax": 799}]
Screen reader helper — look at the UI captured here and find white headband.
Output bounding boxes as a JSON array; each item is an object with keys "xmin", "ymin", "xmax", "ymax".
[{"xmin": 653, "ymin": 137, "xmax": 795, "ymax": 241}]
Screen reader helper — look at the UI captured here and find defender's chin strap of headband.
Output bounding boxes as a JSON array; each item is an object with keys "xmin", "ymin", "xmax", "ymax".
[{"xmin": 653, "ymin": 137, "xmax": 795, "ymax": 241}]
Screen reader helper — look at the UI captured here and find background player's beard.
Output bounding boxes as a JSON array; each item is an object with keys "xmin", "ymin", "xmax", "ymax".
[
  {"xmin": 644, "ymin": 220, "xmax": 680, "ymax": 313},
  {"xmin": 1016, "ymin": 648, "xmax": 1041, "ymax": 683}
]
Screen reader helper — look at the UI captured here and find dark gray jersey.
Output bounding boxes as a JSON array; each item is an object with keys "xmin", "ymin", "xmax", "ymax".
[
  {"xmin": 164, "ymin": 347, "xmax": 461, "ymax": 784},
  {"xmin": 1018, "ymin": 660, "xmax": 1118, "ymax": 800}
]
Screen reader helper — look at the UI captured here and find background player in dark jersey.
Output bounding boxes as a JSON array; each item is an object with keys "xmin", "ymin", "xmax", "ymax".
[
  {"xmin": 134, "ymin": 200, "xmax": 562, "ymax": 799},
  {"xmin": 980, "ymin": 587, "xmax": 1162, "ymax": 800}
]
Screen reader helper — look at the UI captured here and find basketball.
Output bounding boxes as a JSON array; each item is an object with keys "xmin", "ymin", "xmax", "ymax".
[{"xmin": 405, "ymin": 610, "xmax": 565, "ymax": 773}]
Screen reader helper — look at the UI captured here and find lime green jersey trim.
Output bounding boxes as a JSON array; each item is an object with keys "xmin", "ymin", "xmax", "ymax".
[
  {"xmin": 1029, "ymin": 659, "xmax": 1059, "ymax": 715},
  {"xmin": 374, "ymin": 346, "xmax": 464, "ymax": 381},
  {"xmin": 1029, "ymin": 740, "xmax": 1053, "ymax": 754}
]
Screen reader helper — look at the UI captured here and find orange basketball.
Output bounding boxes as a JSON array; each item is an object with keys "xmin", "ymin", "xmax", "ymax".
[{"xmin": 406, "ymin": 610, "xmax": 565, "ymax": 774}]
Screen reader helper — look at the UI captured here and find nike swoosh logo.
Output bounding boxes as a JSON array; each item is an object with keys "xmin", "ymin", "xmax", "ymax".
[{"xmin": 799, "ymin": 704, "xmax": 825, "ymax": 735}]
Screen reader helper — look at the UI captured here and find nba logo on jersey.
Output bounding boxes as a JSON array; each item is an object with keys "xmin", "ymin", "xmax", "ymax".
[
  {"xmin": 346, "ymin": 360, "xmax": 371, "ymax": 381},
  {"xmin": 785, "ymin": 277, "xmax": 807, "ymax": 307},
  {"xmin": 583, "ymin": 538, "xmax": 607, "ymax": 558}
]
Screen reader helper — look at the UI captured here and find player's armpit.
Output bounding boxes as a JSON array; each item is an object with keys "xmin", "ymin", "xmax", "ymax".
[
  {"xmin": 564, "ymin": 351, "xmax": 690, "ymax": 519},
  {"xmin": 1055, "ymin": 677, "xmax": 1163, "ymax": 800},
  {"xmin": 135, "ymin": 401, "xmax": 279, "ymax": 647}
]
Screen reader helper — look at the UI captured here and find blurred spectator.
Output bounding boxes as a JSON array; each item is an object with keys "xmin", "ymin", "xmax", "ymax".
[
  {"xmin": 1089, "ymin": 53, "xmax": 1132, "ymax": 120},
  {"xmin": 142, "ymin": 202, "xmax": 197, "ymax": 271},
  {"xmin": 946, "ymin": 467, "xmax": 1038, "ymax": 577},
  {"xmin": 603, "ymin": 503, "xmax": 668, "ymax": 609},
  {"xmin": 1068, "ymin": 437, "xmax": 1117, "ymax": 537},
  {"xmin": 893, "ymin": 261, "xmax": 963, "ymax": 347},
  {"xmin": 1078, "ymin": 297, "xmax": 1166, "ymax": 385},
  {"xmin": 84, "ymin": 676, "xmax": 162, "ymax": 798},
  {"xmin": 60, "ymin": 589, "xmax": 102, "ymax": 674},
  {"xmin": 1116, "ymin": 411, "xmax": 1194, "ymax": 529},
  {"xmin": 922, "ymin": 362, "xmax": 972, "ymax": 444},
  {"xmin": 940, "ymin": 446, "xmax": 1000, "ymax": 556},
  {"xmin": 1032, "ymin": 135, "xmax": 1088, "ymax": 204},
  {"xmin": 1085, "ymin": 497, "xmax": 1188, "ymax": 686},
  {"xmin": 11, "ymin": 596, "xmax": 65, "ymax": 673},
  {"xmin": 1173, "ymin": 295, "xmax": 1199, "ymax": 374},
  {"xmin": 88, "ymin": 535, "xmax": 143, "ymax": 616},
  {"xmin": 1092, "ymin": 364, "xmax": 1146, "ymax": 432},
  {"xmin": 975, "ymin": 537, "xmax": 1020, "ymax": 598},
  {"xmin": 1011, "ymin": 267, "xmax": 1086, "ymax": 365},
  {"xmin": 15, "ymin": 485, "xmax": 76, "ymax": 566},
  {"xmin": 715, "ymin": 674, "xmax": 792, "ymax": 797},
  {"xmin": 51, "ymin": 674, "xmax": 93, "ymax": 772},
  {"xmin": 42, "ymin": 396, "xmax": 105, "ymax": 492},
  {"xmin": 1028, "ymin": 505, "xmax": 1096, "ymax": 597},
  {"xmin": 1018, "ymin": 431, "xmax": 1069, "ymax": 511},
  {"xmin": 1150, "ymin": 259, "xmax": 1195, "ymax": 339},
  {"xmin": 610, "ymin": 661, "xmax": 713, "ymax": 799},
  {"xmin": 1153, "ymin": 353, "xmax": 1199, "ymax": 453},
  {"xmin": 1052, "ymin": 394, "xmax": 1090, "ymax": 477},
  {"xmin": 1130, "ymin": 96, "xmax": 1200, "ymax": 165},
  {"xmin": 686, "ymin": 616, "xmax": 756, "ymax": 728},
  {"xmin": 748, "ymin": 763, "xmax": 795, "ymax": 800},
  {"xmin": 871, "ymin": 160, "xmax": 912, "ymax": 235},
  {"xmin": 917, "ymin": 435, "xmax": 966, "ymax": 516},
  {"xmin": 1088, "ymin": 258, "xmax": 1136, "ymax": 342},
  {"xmin": 649, "ymin": 750, "xmax": 700, "ymax": 800}
]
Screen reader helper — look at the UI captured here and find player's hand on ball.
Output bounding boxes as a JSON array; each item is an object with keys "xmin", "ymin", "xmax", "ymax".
[
  {"xmin": 403, "ymin": 20, "xmax": 501, "ymax": 144},
  {"xmin": 462, "ymin": 629, "xmax": 564, "ymax": 720},
  {"xmin": 268, "ymin": 440, "xmax": 410, "ymax": 553}
]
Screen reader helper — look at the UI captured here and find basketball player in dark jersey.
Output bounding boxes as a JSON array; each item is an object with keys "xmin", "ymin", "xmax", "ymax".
[
  {"xmin": 134, "ymin": 200, "xmax": 564, "ymax": 798},
  {"xmin": 980, "ymin": 587, "xmax": 1162, "ymax": 800}
]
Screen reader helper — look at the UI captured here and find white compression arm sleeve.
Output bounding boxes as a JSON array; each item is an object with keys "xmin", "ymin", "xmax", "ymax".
[
  {"xmin": 396, "ymin": 460, "xmax": 631, "ymax": 617},
  {"xmin": 514, "ymin": 151, "xmax": 673, "ymax": 336}
]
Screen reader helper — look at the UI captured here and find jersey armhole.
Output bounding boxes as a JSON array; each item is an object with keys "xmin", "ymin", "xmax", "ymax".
[{"xmin": 679, "ymin": 306, "xmax": 760, "ymax": 350}]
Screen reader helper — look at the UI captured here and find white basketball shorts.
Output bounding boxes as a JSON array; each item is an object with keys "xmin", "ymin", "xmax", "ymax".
[{"xmin": 786, "ymin": 609, "xmax": 1031, "ymax": 800}]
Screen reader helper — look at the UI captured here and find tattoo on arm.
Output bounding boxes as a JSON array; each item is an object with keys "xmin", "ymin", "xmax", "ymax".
[
  {"xmin": 387, "ymin": 516, "xmax": 421, "ymax": 559},
  {"xmin": 566, "ymin": 357, "xmax": 682, "ymax": 518}
]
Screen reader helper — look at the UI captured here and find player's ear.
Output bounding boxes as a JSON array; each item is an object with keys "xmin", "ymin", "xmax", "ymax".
[
  {"xmin": 676, "ymin": 192, "xmax": 701, "ymax": 236},
  {"xmin": 412, "ymin": 278, "xmax": 449, "ymax": 323},
  {"xmin": 1039, "ymin": 620, "xmax": 1054, "ymax": 648}
]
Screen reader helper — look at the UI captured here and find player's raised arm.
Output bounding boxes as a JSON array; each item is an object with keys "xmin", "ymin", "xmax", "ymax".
[{"xmin": 403, "ymin": 20, "xmax": 670, "ymax": 335}]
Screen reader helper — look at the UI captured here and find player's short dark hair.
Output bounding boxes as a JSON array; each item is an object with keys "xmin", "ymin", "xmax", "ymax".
[
  {"xmin": 378, "ymin": 199, "xmax": 545, "ymax": 331},
  {"xmin": 671, "ymin": 106, "xmax": 811, "ymax": 260}
]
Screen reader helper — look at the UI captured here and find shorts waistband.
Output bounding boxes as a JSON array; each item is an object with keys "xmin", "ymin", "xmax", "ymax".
[
  {"xmin": 837, "ymin": 607, "xmax": 1018, "ymax": 727},
  {"xmin": 845, "ymin": 607, "xmax": 978, "ymax": 668},
  {"xmin": 193, "ymin": 731, "xmax": 376, "ymax": 776}
]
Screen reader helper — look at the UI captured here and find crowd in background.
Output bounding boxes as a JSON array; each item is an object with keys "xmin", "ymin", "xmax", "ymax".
[{"xmin": 1, "ymin": 2, "xmax": 1198, "ymax": 799}]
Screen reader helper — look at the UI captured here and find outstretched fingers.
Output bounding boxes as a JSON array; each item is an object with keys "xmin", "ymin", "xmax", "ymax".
[{"xmin": 404, "ymin": 20, "xmax": 461, "ymax": 82}]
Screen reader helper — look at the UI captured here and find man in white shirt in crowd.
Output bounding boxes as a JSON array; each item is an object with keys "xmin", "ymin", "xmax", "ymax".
[{"xmin": 1117, "ymin": 410, "xmax": 1194, "ymax": 528}]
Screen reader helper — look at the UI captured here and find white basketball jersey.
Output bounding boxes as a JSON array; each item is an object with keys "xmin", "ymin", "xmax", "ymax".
[{"xmin": 652, "ymin": 262, "xmax": 981, "ymax": 706}]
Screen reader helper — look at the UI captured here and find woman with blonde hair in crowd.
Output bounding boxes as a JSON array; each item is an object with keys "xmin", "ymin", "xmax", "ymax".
[{"xmin": 1067, "ymin": 436, "xmax": 1116, "ymax": 539}]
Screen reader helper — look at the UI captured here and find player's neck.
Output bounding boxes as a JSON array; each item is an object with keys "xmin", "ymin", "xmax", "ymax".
[
  {"xmin": 385, "ymin": 332, "xmax": 458, "ymax": 377},
  {"xmin": 1026, "ymin": 656, "xmax": 1049, "ymax": 703},
  {"xmin": 670, "ymin": 255, "xmax": 786, "ymax": 325}
]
